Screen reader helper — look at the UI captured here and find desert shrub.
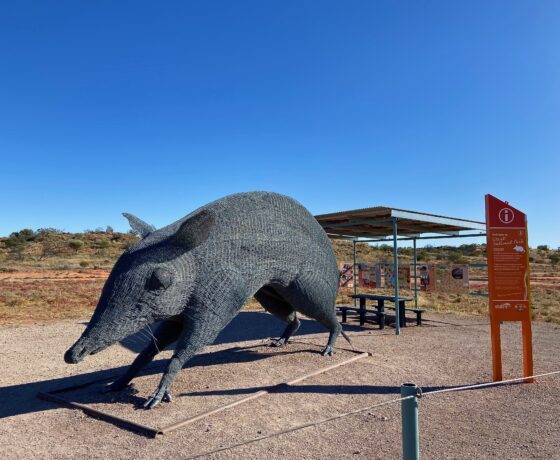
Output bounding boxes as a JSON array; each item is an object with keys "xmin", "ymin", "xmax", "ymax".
[
  {"xmin": 3, "ymin": 229, "xmax": 37, "ymax": 259},
  {"xmin": 6, "ymin": 229, "xmax": 36, "ymax": 245},
  {"xmin": 105, "ymin": 226, "xmax": 114, "ymax": 233},
  {"xmin": 37, "ymin": 228, "xmax": 63, "ymax": 235},
  {"xmin": 79, "ymin": 260, "xmax": 89, "ymax": 267},
  {"xmin": 537, "ymin": 245, "xmax": 549, "ymax": 252},
  {"xmin": 121, "ymin": 242, "xmax": 132, "ymax": 250},
  {"xmin": 98, "ymin": 239, "xmax": 111, "ymax": 249},
  {"xmin": 398, "ymin": 247, "xmax": 412, "ymax": 256},
  {"xmin": 68, "ymin": 239, "xmax": 84, "ymax": 252},
  {"xmin": 550, "ymin": 253, "xmax": 560, "ymax": 265},
  {"xmin": 458, "ymin": 244, "xmax": 479, "ymax": 257},
  {"xmin": 448, "ymin": 252, "xmax": 467, "ymax": 264},
  {"xmin": 39, "ymin": 239, "xmax": 66, "ymax": 259}
]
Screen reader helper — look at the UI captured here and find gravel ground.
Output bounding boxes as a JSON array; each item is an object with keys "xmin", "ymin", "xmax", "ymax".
[{"xmin": 1, "ymin": 310, "xmax": 559, "ymax": 459}]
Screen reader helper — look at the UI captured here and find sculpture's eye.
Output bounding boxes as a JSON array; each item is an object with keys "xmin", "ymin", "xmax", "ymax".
[{"xmin": 147, "ymin": 269, "xmax": 172, "ymax": 291}]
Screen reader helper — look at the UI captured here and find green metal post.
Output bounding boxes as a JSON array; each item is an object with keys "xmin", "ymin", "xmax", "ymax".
[
  {"xmin": 353, "ymin": 239, "xmax": 357, "ymax": 307},
  {"xmin": 401, "ymin": 383, "xmax": 420, "ymax": 460},
  {"xmin": 413, "ymin": 238, "xmax": 418, "ymax": 308},
  {"xmin": 392, "ymin": 218, "xmax": 400, "ymax": 335}
]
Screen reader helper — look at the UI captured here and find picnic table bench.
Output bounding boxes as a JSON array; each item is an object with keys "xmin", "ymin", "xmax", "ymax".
[
  {"xmin": 338, "ymin": 305, "xmax": 387, "ymax": 328},
  {"xmin": 337, "ymin": 294, "xmax": 424, "ymax": 329}
]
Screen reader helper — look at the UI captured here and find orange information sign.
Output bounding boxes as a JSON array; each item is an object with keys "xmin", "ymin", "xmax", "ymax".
[{"xmin": 485, "ymin": 194, "xmax": 533, "ymax": 382}]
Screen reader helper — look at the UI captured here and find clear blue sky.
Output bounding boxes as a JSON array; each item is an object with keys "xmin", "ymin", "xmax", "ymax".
[{"xmin": 1, "ymin": 1, "xmax": 558, "ymax": 247}]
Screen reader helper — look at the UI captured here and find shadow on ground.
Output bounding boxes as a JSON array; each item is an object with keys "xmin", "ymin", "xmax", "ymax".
[
  {"xmin": 0, "ymin": 311, "xmax": 455, "ymax": 421},
  {"xmin": 120, "ymin": 310, "xmax": 366, "ymax": 353}
]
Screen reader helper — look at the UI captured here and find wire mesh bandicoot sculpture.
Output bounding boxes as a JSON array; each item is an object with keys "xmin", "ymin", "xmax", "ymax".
[{"xmin": 65, "ymin": 192, "xmax": 350, "ymax": 409}]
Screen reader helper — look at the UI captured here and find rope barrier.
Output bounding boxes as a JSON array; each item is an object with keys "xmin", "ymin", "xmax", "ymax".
[
  {"xmin": 183, "ymin": 369, "xmax": 560, "ymax": 459},
  {"xmin": 420, "ymin": 369, "xmax": 560, "ymax": 397},
  {"xmin": 184, "ymin": 395, "xmax": 416, "ymax": 459}
]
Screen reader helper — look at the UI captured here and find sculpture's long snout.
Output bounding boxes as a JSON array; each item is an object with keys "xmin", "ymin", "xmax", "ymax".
[
  {"xmin": 64, "ymin": 338, "xmax": 89, "ymax": 363},
  {"xmin": 64, "ymin": 336, "xmax": 104, "ymax": 363}
]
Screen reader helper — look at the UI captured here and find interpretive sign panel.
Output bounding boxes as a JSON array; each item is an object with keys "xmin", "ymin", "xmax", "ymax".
[{"xmin": 485, "ymin": 194, "xmax": 533, "ymax": 382}]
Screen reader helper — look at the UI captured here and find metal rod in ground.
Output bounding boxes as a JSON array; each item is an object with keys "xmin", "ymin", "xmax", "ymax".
[
  {"xmin": 392, "ymin": 218, "xmax": 400, "ymax": 335},
  {"xmin": 401, "ymin": 383, "xmax": 420, "ymax": 460},
  {"xmin": 38, "ymin": 392, "xmax": 159, "ymax": 438},
  {"xmin": 353, "ymin": 238, "xmax": 357, "ymax": 307},
  {"xmin": 413, "ymin": 238, "xmax": 418, "ymax": 308}
]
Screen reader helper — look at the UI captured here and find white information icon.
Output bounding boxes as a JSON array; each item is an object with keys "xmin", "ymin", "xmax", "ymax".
[{"xmin": 498, "ymin": 207, "xmax": 514, "ymax": 224}]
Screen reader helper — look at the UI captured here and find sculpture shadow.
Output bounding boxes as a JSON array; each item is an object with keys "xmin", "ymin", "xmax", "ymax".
[
  {"xmin": 0, "ymin": 311, "xmax": 375, "ymax": 421},
  {"xmin": 0, "ymin": 342, "xmax": 314, "ymax": 420},
  {"xmin": 120, "ymin": 310, "xmax": 367, "ymax": 353}
]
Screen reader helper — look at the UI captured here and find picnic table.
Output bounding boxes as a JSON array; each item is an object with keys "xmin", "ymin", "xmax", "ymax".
[{"xmin": 337, "ymin": 294, "xmax": 424, "ymax": 329}]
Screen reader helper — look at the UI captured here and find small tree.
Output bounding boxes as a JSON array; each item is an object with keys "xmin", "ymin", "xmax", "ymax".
[
  {"xmin": 39, "ymin": 239, "xmax": 65, "ymax": 260},
  {"xmin": 537, "ymin": 245, "xmax": 549, "ymax": 252}
]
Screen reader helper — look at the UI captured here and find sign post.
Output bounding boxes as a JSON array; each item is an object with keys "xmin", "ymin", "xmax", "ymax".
[{"xmin": 485, "ymin": 195, "xmax": 533, "ymax": 382}]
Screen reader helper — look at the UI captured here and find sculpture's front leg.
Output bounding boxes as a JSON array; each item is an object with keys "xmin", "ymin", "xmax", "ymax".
[
  {"xmin": 142, "ymin": 332, "xmax": 204, "ymax": 409},
  {"xmin": 143, "ymin": 309, "xmax": 242, "ymax": 409}
]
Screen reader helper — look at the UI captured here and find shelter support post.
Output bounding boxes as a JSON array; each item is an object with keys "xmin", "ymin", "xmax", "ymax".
[
  {"xmin": 413, "ymin": 238, "xmax": 418, "ymax": 308},
  {"xmin": 353, "ymin": 239, "xmax": 357, "ymax": 307},
  {"xmin": 392, "ymin": 218, "xmax": 400, "ymax": 335}
]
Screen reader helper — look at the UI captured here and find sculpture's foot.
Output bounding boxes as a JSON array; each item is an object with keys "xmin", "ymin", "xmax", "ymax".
[
  {"xmin": 142, "ymin": 388, "xmax": 173, "ymax": 409},
  {"xmin": 270, "ymin": 337, "xmax": 288, "ymax": 347},
  {"xmin": 321, "ymin": 345, "xmax": 335, "ymax": 356}
]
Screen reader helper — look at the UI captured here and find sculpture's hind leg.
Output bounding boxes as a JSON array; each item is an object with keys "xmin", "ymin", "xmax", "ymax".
[
  {"xmin": 255, "ymin": 286, "xmax": 300, "ymax": 347},
  {"xmin": 276, "ymin": 273, "xmax": 342, "ymax": 356},
  {"xmin": 320, "ymin": 320, "xmax": 342, "ymax": 356}
]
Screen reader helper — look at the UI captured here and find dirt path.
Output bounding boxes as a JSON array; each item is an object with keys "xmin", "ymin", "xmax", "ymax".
[{"xmin": 1, "ymin": 312, "xmax": 559, "ymax": 459}]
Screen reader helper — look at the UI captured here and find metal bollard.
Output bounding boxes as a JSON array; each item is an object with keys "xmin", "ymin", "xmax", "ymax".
[{"xmin": 401, "ymin": 383, "xmax": 420, "ymax": 460}]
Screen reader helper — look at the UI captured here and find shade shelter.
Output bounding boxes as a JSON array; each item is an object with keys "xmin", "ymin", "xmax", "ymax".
[{"xmin": 314, "ymin": 206, "xmax": 486, "ymax": 334}]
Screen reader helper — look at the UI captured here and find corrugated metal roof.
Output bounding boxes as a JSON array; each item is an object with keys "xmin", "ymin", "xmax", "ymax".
[{"xmin": 315, "ymin": 206, "xmax": 485, "ymax": 239}]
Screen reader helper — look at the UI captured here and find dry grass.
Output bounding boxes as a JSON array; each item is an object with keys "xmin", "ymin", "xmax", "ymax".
[
  {"xmin": 336, "ymin": 287, "xmax": 560, "ymax": 325},
  {"xmin": 0, "ymin": 279, "xmax": 104, "ymax": 325},
  {"xmin": 0, "ymin": 232, "xmax": 558, "ymax": 326},
  {"xmin": 1, "ymin": 277, "xmax": 558, "ymax": 327},
  {"xmin": 0, "ymin": 230, "xmax": 139, "ymax": 272}
]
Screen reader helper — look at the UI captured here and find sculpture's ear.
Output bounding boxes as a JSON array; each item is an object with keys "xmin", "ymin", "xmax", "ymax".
[
  {"xmin": 171, "ymin": 210, "xmax": 215, "ymax": 250},
  {"xmin": 122, "ymin": 213, "xmax": 156, "ymax": 238}
]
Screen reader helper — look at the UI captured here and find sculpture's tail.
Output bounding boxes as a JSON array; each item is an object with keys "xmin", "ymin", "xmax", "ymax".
[{"xmin": 340, "ymin": 329, "xmax": 353, "ymax": 348}]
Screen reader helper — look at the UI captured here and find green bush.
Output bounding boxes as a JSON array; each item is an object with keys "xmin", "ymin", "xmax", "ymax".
[
  {"xmin": 79, "ymin": 260, "xmax": 89, "ymax": 267},
  {"xmin": 68, "ymin": 239, "xmax": 84, "ymax": 252},
  {"xmin": 5, "ymin": 229, "xmax": 36, "ymax": 246},
  {"xmin": 99, "ymin": 239, "xmax": 111, "ymax": 249}
]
